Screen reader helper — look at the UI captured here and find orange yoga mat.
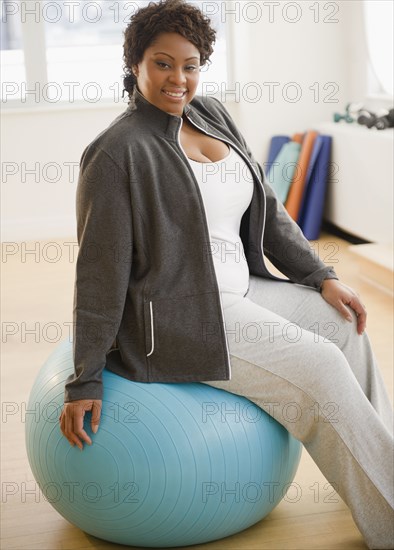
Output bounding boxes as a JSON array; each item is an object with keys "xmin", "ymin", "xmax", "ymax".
[
  {"xmin": 291, "ymin": 133, "xmax": 304, "ymax": 144},
  {"xmin": 285, "ymin": 130, "xmax": 318, "ymax": 221}
]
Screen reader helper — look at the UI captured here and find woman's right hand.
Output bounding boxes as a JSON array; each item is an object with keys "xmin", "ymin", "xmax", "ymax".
[{"xmin": 59, "ymin": 399, "xmax": 102, "ymax": 450}]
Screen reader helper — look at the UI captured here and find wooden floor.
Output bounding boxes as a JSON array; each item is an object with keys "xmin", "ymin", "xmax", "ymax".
[{"xmin": 1, "ymin": 232, "xmax": 393, "ymax": 550}]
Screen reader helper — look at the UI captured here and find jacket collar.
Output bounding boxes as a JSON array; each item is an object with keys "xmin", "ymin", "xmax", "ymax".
[{"xmin": 126, "ymin": 85, "xmax": 208, "ymax": 139}]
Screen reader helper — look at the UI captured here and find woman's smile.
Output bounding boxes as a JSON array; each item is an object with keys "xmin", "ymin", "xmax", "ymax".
[{"xmin": 161, "ymin": 89, "xmax": 188, "ymax": 100}]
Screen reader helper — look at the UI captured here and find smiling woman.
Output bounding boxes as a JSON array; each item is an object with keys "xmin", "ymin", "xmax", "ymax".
[{"xmin": 58, "ymin": 1, "xmax": 394, "ymax": 549}]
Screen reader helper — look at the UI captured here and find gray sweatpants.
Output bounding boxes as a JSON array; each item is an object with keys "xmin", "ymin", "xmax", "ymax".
[{"xmin": 202, "ymin": 275, "xmax": 394, "ymax": 549}]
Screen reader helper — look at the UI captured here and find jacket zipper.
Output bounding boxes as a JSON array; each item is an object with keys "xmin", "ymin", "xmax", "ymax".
[
  {"xmin": 146, "ymin": 300, "xmax": 155, "ymax": 357},
  {"xmin": 176, "ymin": 118, "xmax": 234, "ymax": 377}
]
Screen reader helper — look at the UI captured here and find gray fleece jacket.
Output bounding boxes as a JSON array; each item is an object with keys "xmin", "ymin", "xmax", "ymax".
[{"xmin": 64, "ymin": 86, "xmax": 338, "ymax": 403}]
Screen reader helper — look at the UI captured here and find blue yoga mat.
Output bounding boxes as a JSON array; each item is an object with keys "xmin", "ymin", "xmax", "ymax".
[
  {"xmin": 267, "ymin": 141, "xmax": 301, "ymax": 204},
  {"xmin": 298, "ymin": 135, "xmax": 332, "ymax": 240},
  {"xmin": 265, "ymin": 136, "xmax": 290, "ymax": 173}
]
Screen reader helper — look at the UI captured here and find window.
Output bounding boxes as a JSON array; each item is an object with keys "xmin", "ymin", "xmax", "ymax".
[
  {"xmin": 0, "ymin": 2, "xmax": 25, "ymax": 96},
  {"xmin": 1, "ymin": 0, "xmax": 229, "ymax": 107},
  {"xmin": 363, "ymin": 0, "xmax": 393, "ymax": 97}
]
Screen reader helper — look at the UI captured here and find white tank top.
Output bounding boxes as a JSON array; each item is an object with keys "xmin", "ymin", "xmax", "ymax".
[{"xmin": 187, "ymin": 144, "xmax": 254, "ymax": 297}]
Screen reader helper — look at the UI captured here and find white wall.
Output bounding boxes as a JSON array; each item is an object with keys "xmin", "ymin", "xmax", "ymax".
[
  {"xmin": 231, "ymin": 0, "xmax": 356, "ymax": 162},
  {"xmin": 1, "ymin": 0, "xmax": 379, "ymax": 242},
  {"xmin": 2, "ymin": 103, "xmax": 127, "ymax": 241}
]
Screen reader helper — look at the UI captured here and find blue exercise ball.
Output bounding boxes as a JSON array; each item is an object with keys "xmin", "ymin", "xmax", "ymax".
[{"xmin": 25, "ymin": 339, "xmax": 302, "ymax": 548}]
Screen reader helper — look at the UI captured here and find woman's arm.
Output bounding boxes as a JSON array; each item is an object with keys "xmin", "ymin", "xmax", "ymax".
[
  {"xmin": 60, "ymin": 144, "xmax": 133, "ymax": 448},
  {"xmin": 64, "ymin": 144, "xmax": 133, "ymax": 403}
]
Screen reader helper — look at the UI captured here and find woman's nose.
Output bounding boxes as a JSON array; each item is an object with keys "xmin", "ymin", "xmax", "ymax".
[{"xmin": 168, "ymin": 68, "xmax": 187, "ymax": 86}]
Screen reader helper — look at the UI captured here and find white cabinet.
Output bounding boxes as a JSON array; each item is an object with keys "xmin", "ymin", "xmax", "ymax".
[{"xmin": 317, "ymin": 122, "xmax": 393, "ymax": 244}]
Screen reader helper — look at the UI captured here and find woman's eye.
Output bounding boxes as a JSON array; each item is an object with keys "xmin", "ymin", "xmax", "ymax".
[{"xmin": 156, "ymin": 62, "xmax": 198, "ymax": 72}]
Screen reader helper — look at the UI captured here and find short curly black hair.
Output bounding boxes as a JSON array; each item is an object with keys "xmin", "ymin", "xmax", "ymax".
[{"xmin": 122, "ymin": 0, "xmax": 216, "ymax": 100}]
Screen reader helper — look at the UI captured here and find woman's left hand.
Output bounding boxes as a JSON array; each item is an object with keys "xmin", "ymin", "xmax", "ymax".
[{"xmin": 320, "ymin": 279, "xmax": 367, "ymax": 335}]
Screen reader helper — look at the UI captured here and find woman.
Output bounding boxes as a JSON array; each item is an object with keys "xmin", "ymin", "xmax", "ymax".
[{"xmin": 59, "ymin": 0, "xmax": 394, "ymax": 547}]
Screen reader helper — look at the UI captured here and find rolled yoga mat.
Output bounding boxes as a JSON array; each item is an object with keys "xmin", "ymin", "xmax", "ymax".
[{"xmin": 285, "ymin": 130, "xmax": 319, "ymax": 221}]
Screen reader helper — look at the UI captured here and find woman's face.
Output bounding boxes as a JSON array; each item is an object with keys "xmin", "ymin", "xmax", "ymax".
[{"xmin": 133, "ymin": 32, "xmax": 201, "ymax": 116}]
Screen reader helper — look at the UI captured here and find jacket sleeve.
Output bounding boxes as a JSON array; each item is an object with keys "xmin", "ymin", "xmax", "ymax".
[
  {"xmin": 64, "ymin": 145, "xmax": 133, "ymax": 402},
  {"xmin": 210, "ymin": 97, "xmax": 339, "ymax": 291}
]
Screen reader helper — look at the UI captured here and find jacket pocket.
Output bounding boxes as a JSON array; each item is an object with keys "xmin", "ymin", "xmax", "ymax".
[
  {"xmin": 144, "ymin": 300, "xmax": 155, "ymax": 357},
  {"xmin": 143, "ymin": 292, "xmax": 228, "ymax": 380}
]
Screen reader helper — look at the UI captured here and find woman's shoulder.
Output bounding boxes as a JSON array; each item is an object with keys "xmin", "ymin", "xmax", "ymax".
[
  {"xmin": 92, "ymin": 107, "xmax": 136, "ymax": 143},
  {"xmin": 79, "ymin": 107, "xmax": 139, "ymax": 164}
]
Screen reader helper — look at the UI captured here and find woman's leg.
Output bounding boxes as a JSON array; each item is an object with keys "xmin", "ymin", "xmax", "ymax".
[
  {"xmin": 202, "ymin": 278, "xmax": 394, "ymax": 549},
  {"xmin": 245, "ymin": 275, "xmax": 393, "ymax": 432}
]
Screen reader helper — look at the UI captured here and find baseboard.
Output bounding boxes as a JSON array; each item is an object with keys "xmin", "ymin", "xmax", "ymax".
[{"xmin": 321, "ymin": 221, "xmax": 372, "ymax": 245}]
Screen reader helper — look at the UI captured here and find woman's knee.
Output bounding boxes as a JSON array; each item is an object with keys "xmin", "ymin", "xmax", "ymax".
[
  {"xmin": 307, "ymin": 301, "xmax": 360, "ymax": 351},
  {"xmin": 295, "ymin": 336, "xmax": 353, "ymax": 397}
]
